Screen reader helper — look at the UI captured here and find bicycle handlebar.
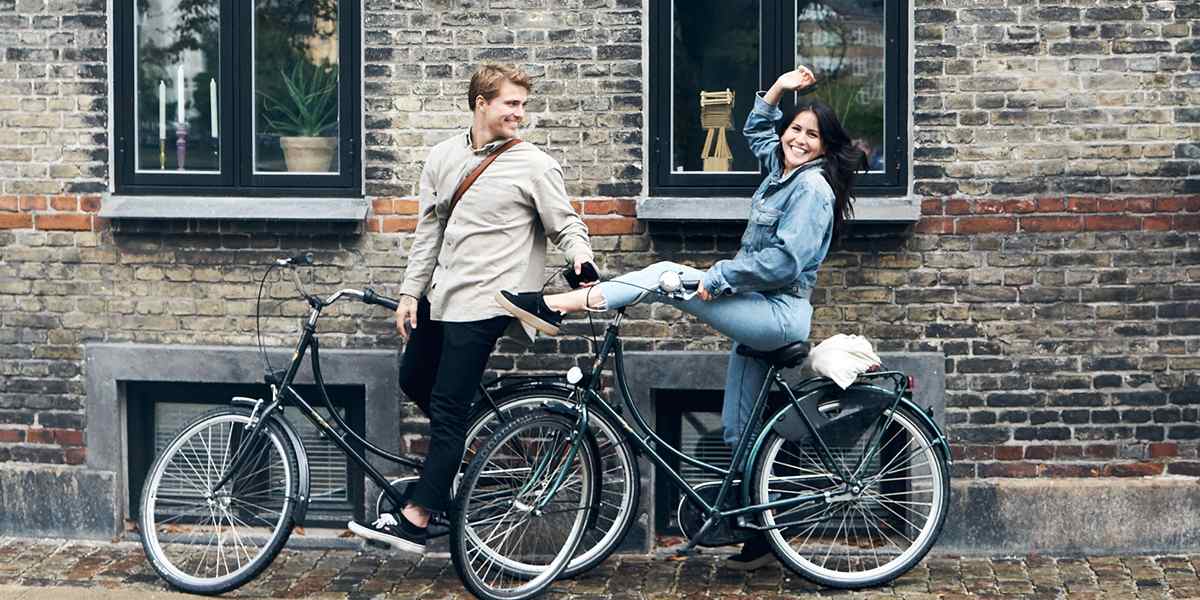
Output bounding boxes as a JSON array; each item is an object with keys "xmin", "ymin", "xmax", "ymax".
[{"xmin": 362, "ymin": 288, "xmax": 399, "ymax": 311}]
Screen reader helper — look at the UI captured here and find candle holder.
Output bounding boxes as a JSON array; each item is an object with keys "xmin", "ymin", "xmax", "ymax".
[{"xmin": 175, "ymin": 122, "xmax": 188, "ymax": 170}]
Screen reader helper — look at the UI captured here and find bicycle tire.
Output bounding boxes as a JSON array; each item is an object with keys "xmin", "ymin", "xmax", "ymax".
[
  {"xmin": 460, "ymin": 388, "xmax": 640, "ymax": 579},
  {"xmin": 751, "ymin": 397, "xmax": 950, "ymax": 589},
  {"xmin": 450, "ymin": 412, "xmax": 595, "ymax": 600},
  {"xmin": 139, "ymin": 407, "xmax": 299, "ymax": 595}
]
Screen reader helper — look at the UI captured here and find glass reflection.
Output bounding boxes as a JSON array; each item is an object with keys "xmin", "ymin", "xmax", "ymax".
[
  {"xmin": 254, "ymin": 0, "xmax": 340, "ymax": 174},
  {"xmin": 797, "ymin": 0, "xmax": 886, "ymax": 172},
  {"xmin": 135, "ymin": 0, "xmax": 220, "ymax": 173}
]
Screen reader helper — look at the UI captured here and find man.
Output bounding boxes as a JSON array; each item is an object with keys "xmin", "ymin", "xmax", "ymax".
[{"xmin": 348, "ymin": 64, "xmax": 596, "ymax": 554}]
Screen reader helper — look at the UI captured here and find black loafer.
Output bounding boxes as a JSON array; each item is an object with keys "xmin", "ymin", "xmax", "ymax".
[
  {"xmin": 495, "ymin": 290, "xmax": 563, "ymax": 336},
  {"xmin": 725, "ymin": 535, "xmax": 774, "ymax": 571}
]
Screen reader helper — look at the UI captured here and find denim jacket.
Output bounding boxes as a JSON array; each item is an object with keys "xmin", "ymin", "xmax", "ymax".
[{"xmin": 703, "ymin": 93, "xmax": 835, "ymax": 299}]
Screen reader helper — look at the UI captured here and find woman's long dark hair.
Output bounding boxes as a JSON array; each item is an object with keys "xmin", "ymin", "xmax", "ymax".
[{"xmin": 775, "ymin": 100, "xmax": 864, "ymax": 240}]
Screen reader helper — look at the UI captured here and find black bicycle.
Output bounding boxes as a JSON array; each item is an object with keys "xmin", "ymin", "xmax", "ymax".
[
  {"xmin": 452, "ymin": 278, "xmax": 953, "ymax": 600},
  {"xmin": 136, "ymin": 254, "xmax": 639, "ymax": 595}
]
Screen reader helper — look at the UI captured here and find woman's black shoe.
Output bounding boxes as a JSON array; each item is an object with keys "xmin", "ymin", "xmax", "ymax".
[
  {"xmin": 725, "ymin": 535, "xmax": 774, "ymax": 571},
  {"xmin": 495, "ymin": 290, "xmax": 563, "ymax": 336},
  {"xmin": 347, "ymin": 511, "xmax": 427, "ymax": 555}
]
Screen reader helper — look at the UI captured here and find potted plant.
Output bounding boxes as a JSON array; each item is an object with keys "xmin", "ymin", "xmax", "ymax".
[{"xmin": 258, "ymin": 59, "xmax": 338, "ymax": 172}]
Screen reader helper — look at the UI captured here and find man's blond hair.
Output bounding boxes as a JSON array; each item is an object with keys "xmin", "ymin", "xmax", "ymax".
[{"xmin": 467, "ymin": 64, "xmax": 533, "ymax": 111}]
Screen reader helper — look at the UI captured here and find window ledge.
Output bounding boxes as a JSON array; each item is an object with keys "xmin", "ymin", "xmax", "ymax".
[
  {"xmin": 99, "ymin": 195, "xmax": 369, "ymax": 222},
  {"xmin": 636, "ymin": 196, "xmax": 921, "ymax": 223}
]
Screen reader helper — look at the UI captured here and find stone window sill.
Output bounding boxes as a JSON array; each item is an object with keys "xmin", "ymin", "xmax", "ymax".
[
  {"xmin": 636, "ymin": 196, "xmax": 921, "ymax": 222},
  {"xmin": 98, "ymin": 195, "xmax": 369, "ymax": 222}
]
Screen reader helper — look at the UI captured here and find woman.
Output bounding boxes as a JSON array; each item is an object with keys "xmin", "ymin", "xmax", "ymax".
[{"xmin": 496, "ymin": 66, "xmax": 861, "ymax": 568}]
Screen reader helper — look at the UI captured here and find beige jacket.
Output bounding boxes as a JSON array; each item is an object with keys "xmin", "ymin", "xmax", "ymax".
[{"xmin": 399, "ymin": 132, "xmax": 593, "ymax": 340}]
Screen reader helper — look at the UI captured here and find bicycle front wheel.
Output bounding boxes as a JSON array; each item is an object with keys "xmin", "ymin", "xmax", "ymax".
[
  {"xmin": 463, "ymin": 388, "xmax": 640, "ymax": 579},
  {"xmin": 139, "ymin": 407, "xmax": 299, "ymax": 595},
  {"xmin": 752, "ymin": 399, "xmax": 950, "ymax": 588},
  {"xmin": 451, "ymin": 412, "xmax": 595, "ymax": 600}
]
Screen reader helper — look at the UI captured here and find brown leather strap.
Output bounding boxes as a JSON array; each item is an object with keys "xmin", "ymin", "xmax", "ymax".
[{"xmin": 449, "ymin": 138, "xmax": 522, "ymax": 217}]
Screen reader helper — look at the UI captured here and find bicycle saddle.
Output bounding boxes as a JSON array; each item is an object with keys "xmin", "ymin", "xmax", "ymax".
[{"xmin": 735, "ymin": 341, "xmax": 810, "ymax": 368}]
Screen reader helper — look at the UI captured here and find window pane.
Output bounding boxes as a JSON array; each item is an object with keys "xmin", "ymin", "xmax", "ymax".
[
  {"xmin": 134, "ymin": 0, "xmax": 221, "ymax": 173},
  {"xmin": 671, "ymin": 0, "xmax": 760, "ymax": 174},
  {"xmin": 797, "ymin": 1, "xmax": 886, "ymax": 172},
  {"xmin": 254, "ymin": 0, "xmax": 341, "ymax": 174}
]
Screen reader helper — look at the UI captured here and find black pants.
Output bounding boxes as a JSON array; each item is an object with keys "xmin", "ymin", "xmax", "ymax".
[{"xmin": 399, "ymin": 297, "xmax": 512, "ymax": 513}]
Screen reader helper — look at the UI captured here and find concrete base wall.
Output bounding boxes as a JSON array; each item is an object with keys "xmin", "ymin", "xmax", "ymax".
[
  {"xmin": 0, "ymin": 465, "xmax": 119, "ymax": 539},
  {"xmin": 940, "ymin": 478, "xmax": 1200, "ymax": 556}
]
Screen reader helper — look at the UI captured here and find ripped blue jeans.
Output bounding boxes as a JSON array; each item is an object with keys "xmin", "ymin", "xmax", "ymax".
[{"xmin": 592, "ymin": 261, "xmax": 813, "ymax": 447}]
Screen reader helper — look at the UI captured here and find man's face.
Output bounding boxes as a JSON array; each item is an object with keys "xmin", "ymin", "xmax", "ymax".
[{"xmin": 476, "ymin": 80, "xmax": 528, "ymax": 140}]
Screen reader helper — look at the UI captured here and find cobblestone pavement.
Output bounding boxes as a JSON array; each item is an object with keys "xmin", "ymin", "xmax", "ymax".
[{"xmin": 2, "ymin": 537, "xmax": 1199, "ymax": 599}]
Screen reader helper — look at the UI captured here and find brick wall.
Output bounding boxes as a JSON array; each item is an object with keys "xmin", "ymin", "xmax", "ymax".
[{"xmin": 0, "ymin": 1, "xmax": 1197, "ymax": 486}]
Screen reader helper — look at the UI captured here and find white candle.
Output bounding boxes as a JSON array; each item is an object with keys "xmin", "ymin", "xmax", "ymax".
[
  {"xmin": 210, "ymin": 78, "xmax": 217, "ymax": 138},
  {"xmin": 176, "ymin": 65, "xmax": 185, "ymax": 124},
  {"xmin": 158, "ymin": 80, "xmax": 166, "ymax": 139}
]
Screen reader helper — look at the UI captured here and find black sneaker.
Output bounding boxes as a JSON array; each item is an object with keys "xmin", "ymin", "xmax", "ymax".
[
  {"xmin": 495, "ymin": 290, "xmax": 563, "ymax": 336},
  {"xmin": 347, "ymin": 512, "xmax": 427, "ymax": 554},
  {"xmin": 725, "ymin": 535, "xmax": 774, "ymax": 571}
]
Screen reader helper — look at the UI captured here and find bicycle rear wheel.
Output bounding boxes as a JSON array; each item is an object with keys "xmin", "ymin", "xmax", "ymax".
[
  {"xmin": 139, "ymin": 407, "xmax": 299, "ymax": 595},
  {"xmin": 451, "ymin": 412, "xmax": 595, "ymax": 600},
  {"xmin": 751, "ymin": 399, "xmax": 949, "ymax": 588},
  {"xmin": 461, "ymin": 389, "xmax": 640, "ymax": 579}
]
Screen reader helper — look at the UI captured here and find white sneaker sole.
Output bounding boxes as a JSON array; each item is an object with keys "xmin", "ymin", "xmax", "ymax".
[
  {"xmin": 347, "ymin": 520, "xmax": 426, "ymax": 555},
  {"xmin": 495, "ymin": 291, "xmax": 560, "ymax": 336}
]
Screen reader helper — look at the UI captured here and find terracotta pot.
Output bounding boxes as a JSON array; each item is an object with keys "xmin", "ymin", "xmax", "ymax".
[{"xmin": 279, "ymin": 136, "xmax": 337, "ymax": 172}]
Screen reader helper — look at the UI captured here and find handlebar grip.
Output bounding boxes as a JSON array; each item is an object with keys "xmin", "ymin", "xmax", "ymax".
[{"xmin": 362, "ymin": 288, "xmax": 400, "ymax": 311}]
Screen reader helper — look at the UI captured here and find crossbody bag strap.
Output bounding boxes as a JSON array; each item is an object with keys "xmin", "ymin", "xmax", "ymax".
[{"xmin": 448, "ymin": 138, "xmax": 522, "ymax": 217}]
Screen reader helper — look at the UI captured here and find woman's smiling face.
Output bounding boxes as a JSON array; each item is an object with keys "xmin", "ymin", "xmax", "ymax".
[{"xmin": 780, "ymin": 110, "xmax": 824, "ymax": 170}]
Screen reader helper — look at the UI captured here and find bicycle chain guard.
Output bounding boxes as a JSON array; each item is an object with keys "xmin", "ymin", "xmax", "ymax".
[{"xmin": 676, "ymin": 481, "xmax": 757, "ymax": 548}]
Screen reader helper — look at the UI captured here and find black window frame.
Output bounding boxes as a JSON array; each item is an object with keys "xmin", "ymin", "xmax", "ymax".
[
  {"xmin": 113, "ymin": 0, "xmax": 361, "ymax": 197},
  {"xmin": 649, "ymin": 0, "xmax": 908, "ymax": 198}
]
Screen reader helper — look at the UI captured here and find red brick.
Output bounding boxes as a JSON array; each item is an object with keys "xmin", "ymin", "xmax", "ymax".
[
  {"xmin": 1084, "ymin": 444, "xmax": 1117, "ymax": 459},
  {"xmin": 393, "ymin": 199, "xmax": 419, "ymax": 215},
  {"xmin": 972, "ymin": 200, "xmax": 1008, "ymax": 215},
  {"xmin": 51, "ymin": 429, "xmax": 84, "ymax": 447},
  {"xmin": 1174, "ymin": 214, "xmax": 1200, "ymax": 231},
  {"xmin": 584, "ymin": 216, "xmax": 643, "ymax": 236},
  {"xmin": 1067, "ymin": 197, "xmax": 1100, "ymax": 212},
  {"xmin": 25, "ymin": 428, "xmax": 52, "ymax": 444},
  {"xmin": 371, "ymin": 198, "xmax": 394, "ymax": 215},
  {"xmin": 1156, "ymin": 197, "xmax": 1199, "ymax": 212},
  {"xmin": 1103, "ymin": 462, "xmax": 1163, "ymax": 477},
  {"xmin": 956, "ymin": 216, "xmax": 1016, "ymax": 234},
  {"xmin": 1042, "ymin": 464, "xmax": 1100, "ymax": 477},
  {"xmin": 1002, "ymin": 199, "xmax": 1038, "ymax": 213},
  {"xmin": 1125, "ymin": 197, "xmax": 1155, "ymax": 213},
  {"xmin": 50, "ymin": 195, "xmax": 77, "ymax": 211},
  {"xmin": 365, "ymin": 217, "xmax": 382, "ymax": 233},
  {"xmin": 0, "ymin": 213, "xmax": 33, "ymax": 229},
  {"xmin": 0, "ymin": 429, "xmax": 24, "ymax": 443},
  {"xmin": 978, "ymin": 462, "xmax": 1037, "ymax": 478},
  {"xmin": 994, "ymin": 446, "xmax": 1023, "ymax": 461},
  {"xmin": 1148, "ymin": 442, "xmax": 1178, "ymax": 459},
  {"xmin": 914, "ymin": 217, "xmax": 953, "ymax": 234},
  {"xmin": 379, "ymin": 216, "xmax": 417, "ymax": 233},
  {"xmin": 945, "ymin": 198, "xmax": 972, "ymax": 215},
  {"xmin": 19, "ymin": 195, "xmax": 46, "ymax": 211},
  {"xmin": 64, "ymin": 448, "xmax": 86, "ymax": 465},
  {"xmin": 920, "ymin": 199, "xmax": 942, "ymax": 215},
  {"xmin": 35, "ymin": 213, "xmax": 92, "ymax": 231},
  {"xmin": 1024, "ymin": 445, "xmax": 1054, "ymax": 460},
  {"xmin": 0, "ymin": 196, "xmax": 17, "ymax": 212},
  {"xmin": 1020, "ymin": 216, "xmax": 1082, "ymax": 232},
  {"xmin": 965, "ymin": 445, "xmax": 995, "ymax": 461},
  {"xmin": 1096, "ymin": 198, "xmax": 1127, "ymax": 212},
  {"xmin": 1056, "ymin": 445, "xmax": 1084, "ymax": 459},
  {"xmin": 583, "ymin": 199, "xmax": 636, "ymax": 216},
  {"xmin": 570, "ymin": 200, "xmax": 583, "ymax": 213},
  {"xmin": 79, "ymin": 195, "xmax": 101, "ymax": 213},
  {"xmin": 1142, "ymin": 215, "xmax": 1171, "ymax": 230},
  {"xmin": 1084, "ymin": 215, "xmax": 1139, "ymax": 231},
  {"xmin": 1035, "ymin": 197, "xmax": 1066, "ymax": 212}
]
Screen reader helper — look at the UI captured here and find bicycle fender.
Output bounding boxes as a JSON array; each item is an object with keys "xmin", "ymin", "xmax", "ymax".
[{"xmin": 268, "ymin": 412, "xmax": 313, "ymax": 523}]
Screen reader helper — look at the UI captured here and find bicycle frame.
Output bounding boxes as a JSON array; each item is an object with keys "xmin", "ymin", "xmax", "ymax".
[{"xmin": 547, "ymin": 308, "xmax": 946, "ymax": 551}]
